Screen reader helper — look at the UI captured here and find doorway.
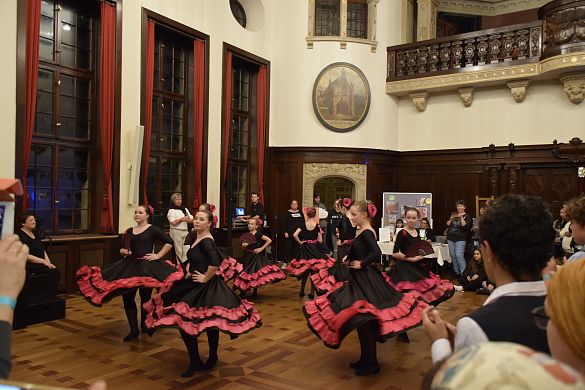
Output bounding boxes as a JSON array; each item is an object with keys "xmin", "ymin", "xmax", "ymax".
[{"xmin": 313, "ymin": 177, "xmax": 356, "ymax": 211}]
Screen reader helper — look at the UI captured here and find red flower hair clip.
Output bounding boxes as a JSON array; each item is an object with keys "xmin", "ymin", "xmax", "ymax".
[
  {"xmin": 148, "ymin": 205, "xmax": 154, "ymax": 215},
  {"xmin": 304, "ymin": 207, "xmax": 311, "ymax": 215},
  {"xmin": 257, "ymin": 218, "xmax": 263, "ymax": 225},
  {"xmin": 212, "ymin": 215, "xmax": 218, "ymax": 228},
  {"xmin": 343, "ymin": 198, "xmax": 352, "ymax": 207},
  {"xmin": 367, "ymin": 204, "xmax": 377, "ymax": 218},
  {"xmin": 209, "ymin": 204, "xmax": 216, "ymax": 212}
]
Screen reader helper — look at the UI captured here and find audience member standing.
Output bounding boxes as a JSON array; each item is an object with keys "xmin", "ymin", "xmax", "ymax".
[
  {"xmin": 313, "ymin": 193, "xmax": 331, "ymax": 255},
  {"xmin": 446, "ymin": 200, "xmax": 472, "ymax": 277},
  {"xmin": 328, "ymin": 199, "xmax": 343, "ymax": 259},
  {"xmin": 281, "ymin": 200, "xmax": 304, "ymax": 266},
  {"xmin": 167, "ymin": 193, "xmax": 193, "ymax": 263}
]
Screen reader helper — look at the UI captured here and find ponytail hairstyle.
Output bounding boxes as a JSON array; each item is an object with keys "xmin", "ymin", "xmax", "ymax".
[
  {"xmin": 138, "ymin": 205, "xmax": 152, "ymax": 223},
  {"xmin": 341, "ymin": 197, "xmax": 354, "ymax": 210}
]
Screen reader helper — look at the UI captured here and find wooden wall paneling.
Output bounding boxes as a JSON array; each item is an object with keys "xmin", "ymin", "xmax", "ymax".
[{"xmin": 443, "ymin": 171, "xmax": 482, "ymax": 229}]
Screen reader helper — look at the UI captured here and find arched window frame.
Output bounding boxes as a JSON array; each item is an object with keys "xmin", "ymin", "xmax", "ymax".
[{"xmin": 307, "ymin": 0, "xmax": 379, "ymax": 52}]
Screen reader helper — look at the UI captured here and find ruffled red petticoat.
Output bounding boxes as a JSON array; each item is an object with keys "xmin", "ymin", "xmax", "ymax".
[
  {"xmin": 76, "ymin": 261, "xmax": 183, "ymax": 306},
  {"xmin": 311, "ymin": 272, "xmax": 346, "ymax": 294},
  {"xmin": 285, "ymin": 257, "xmax": 334, "ymax": 277},
  {"xmin": 216, "ymin": 257, "xmax": 243, "ymax": 282},
  {"xmin": 232, "ymin": 265, "xmax": 287, "ymax": 291},
  {"xmin": 303, "ymin": 290, "xmax": 427, "ymax": 348},
  {"xmin": 143, "ymin": 279, "xmax": 261, "ymax": 336},
  {"xmin": 383, "ymin": 272, "xmax": 454, "ymax": 305}
]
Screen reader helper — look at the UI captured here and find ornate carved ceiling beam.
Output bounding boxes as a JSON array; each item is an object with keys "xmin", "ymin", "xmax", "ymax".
[{"xmin": 436, "ymin": 0, "xmax": 552, "ymax": 17}]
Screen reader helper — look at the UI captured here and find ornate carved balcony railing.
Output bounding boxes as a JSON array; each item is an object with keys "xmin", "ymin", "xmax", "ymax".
[
  {"xmin": 386, "ymin": 21, "xmax": 543, "ymax": 81},
  {"xmin": 386, "ymin": 0, "xmax": 585, "ymax": 106},
  {"xmin": 539, "ymin": 0, "xmax": 585, "ymax": 59}
]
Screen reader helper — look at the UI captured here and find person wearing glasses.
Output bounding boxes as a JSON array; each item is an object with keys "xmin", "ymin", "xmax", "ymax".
[{"xmin": 421, "ymin": 195, "xmax": 554, "ymax": 364}]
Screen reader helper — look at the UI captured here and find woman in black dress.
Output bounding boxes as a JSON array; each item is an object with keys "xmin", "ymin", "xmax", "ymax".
[
  {"xmin": 312, "ymin": 198, "xmax": 356, "ymax": 294},
  {"xmin": 455, "ymin": 248, "xmax": 488, "ymax": 292},
  {"xmin": 285, "ymin": 207, "xmax": 334, "ymax": 298},
  {"xmin": 304, "ymin": 201, "xmax": 426, "ymax": 376},
  {"xmin": 233, "ymin": 218, "xmax": 286, "ymax": 298},
  {"xmin": 281, "ymin": 200, "xmax": 304, "ymax": 267},
  {"xmin": 77, "ymin": 205, "xmax": 180, "ymax": 341},
  {"xmin": 15, "ymin": 212, "xmax": 61, "ymax": 296},
  {"xmin": 143, "ymin": 210, "xmax": 261, "ymax": 377}
]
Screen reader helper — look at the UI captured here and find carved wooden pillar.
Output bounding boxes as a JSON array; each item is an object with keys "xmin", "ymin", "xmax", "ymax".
[
  {"xmin": 579, "ymin": 167, "xmax": 585, "ymax": 195},
  {"xmin": 485, "ymin": 165, "xmax": 502, "ymax": 198},
  {"xmin": 504, "ymin": 164, "xmax": 521, "ymax": 194},
  {"xmin": 417, "ymin": 0, "xmax": 438, "ymax": 41}
]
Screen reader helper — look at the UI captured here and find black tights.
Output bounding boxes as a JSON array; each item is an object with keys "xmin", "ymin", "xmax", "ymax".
[
  {"xmin": 356, "ymin": 320, "xmax": 379, "ymax": 368},
  {"xmin": 299, "ymin": 273, "xmax": 315, "ymax": 296},
  {"xmin": 179, "ymin": 329, "xmax": 219, "ymax": 368},
  {"xmin": 122, "ymin": 288, "xmax": 153, "ymax": 332}
]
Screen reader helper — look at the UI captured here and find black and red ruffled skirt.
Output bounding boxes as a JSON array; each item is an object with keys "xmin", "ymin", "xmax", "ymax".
[
  {"xmin": 76, "ymin": 257, "xmax": 183, "ymax": 306},
  {"xmin": 385, "ymin": 261, "xmax": 454, "ymax": 306},
  {"xmin": 311, "ymin": 260, "xmax": 350, "ymax": 295},
  {"xmin": 232, "ymin": 250, "xmax": 286, "ymax": 291},
  {"xmin": 303, "ymin": 265, "xmax": 427, "ymax": 349},
  {"xmin": 285, "ymin": 242, "xmax": 334, "ymax": 277},
  {"xmin": 216, "ymin": 256, "xmax": 243, "ymax": 282},
  {"xmin": 143, "ymin": 275, "xmax": 262, "ymax": 337}
]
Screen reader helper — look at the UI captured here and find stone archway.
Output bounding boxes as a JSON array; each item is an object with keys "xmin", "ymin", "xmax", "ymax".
[{"xmin": 302, "ymin": 163, "xmax": 367, "ymax": 208}]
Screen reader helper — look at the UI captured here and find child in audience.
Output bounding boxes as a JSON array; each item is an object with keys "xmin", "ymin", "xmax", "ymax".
[{"xmin": 454, "ymin": 249, "xmax": 487, "ymax": 292}]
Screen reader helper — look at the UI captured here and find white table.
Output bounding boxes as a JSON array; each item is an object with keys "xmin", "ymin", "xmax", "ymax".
[{"xmin": 377, "ymin": 241, "xmax": 452, "ymax": 265}]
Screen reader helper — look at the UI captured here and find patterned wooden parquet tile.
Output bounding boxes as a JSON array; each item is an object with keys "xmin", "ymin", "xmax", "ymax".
[{"xmin": 9, "ymin": 276, "xmax": 485, "ymax": 389}]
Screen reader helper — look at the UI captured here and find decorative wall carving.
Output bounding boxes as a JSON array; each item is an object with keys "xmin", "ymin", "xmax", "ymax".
[
  {"xmin": 504, "ymin": 164, "xmax": 522, "ymax": 194},
  {"xmin": 410, "ymin": 91, "xmax": 431, "ymax": 112},
  {"xmin": 507, "ymin": 79, "xmax": 530, "ymax": 103},
  {"xmin": 437, "ymin": 0, "xmax": 553, "ymax": 17},
  {"xmin": 485, "ymin": 165, "xmax": 502, "ymax": 197},
  {"xmin": 553, "ymin": 137, "xmax": 585, "ymax": 163},
  {"xmin": 458, "ymin": 87, "xmax": 475, "ymax": 107},
  {"xmin": 302, "ymin": 163, "xmax": 367, "ymax": 208},
  {"xmin": 559, "ymin": 72, "xmax": 585, "ymax": 104}
]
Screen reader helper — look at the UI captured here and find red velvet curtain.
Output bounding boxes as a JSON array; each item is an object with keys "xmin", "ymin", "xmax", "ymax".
[
  {"xmin": 99, "ymin": 3, "xmax": 116, "ymax": 233},
  {"xmin": 192, "ymin": 40, "xmax": 205, "ymax": 210},
  {"xmin": 257, "ymin": 66, "xmax": 267, "ymax": 204},
  {"xmin": 142, "ymin": 21, "xmax": 155, "ymax": 207},
  {"xmin": 23, "ymin": 0, "xmax": 41, "ymax": 210},
  {"xmin": 221, "ymin": 53, "xmax": 233, "ymax": 225}
]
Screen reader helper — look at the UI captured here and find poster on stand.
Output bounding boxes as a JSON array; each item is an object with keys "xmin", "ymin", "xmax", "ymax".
[{"xmin": 382, "ymin": 192, "xmax": 433, "ymax": 229}]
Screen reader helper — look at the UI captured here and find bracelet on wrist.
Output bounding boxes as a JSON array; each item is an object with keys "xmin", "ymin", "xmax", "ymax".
[{"xmin": 0, "ymin": 296, "xmax": 16, "ymax": 310}]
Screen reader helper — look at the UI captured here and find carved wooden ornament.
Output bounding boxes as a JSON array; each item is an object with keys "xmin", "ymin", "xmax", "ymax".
[
  {"xmin": 458, "ymin": 87, "xmax": 474, "ymax": 107},
  {"xmin": 559, "ymin": 73, "xmax": 585, "ymax": 105},
  {"xmin": 553, "ymin": 138, "xmax": 585, "ymax": 163},
  {"xmin": 410, "ymin": 91, "xmax": 430, "ymax": 112},
  {"xmin": 507, "ymin": 80, "xmax": 530, "ymax": 103}
]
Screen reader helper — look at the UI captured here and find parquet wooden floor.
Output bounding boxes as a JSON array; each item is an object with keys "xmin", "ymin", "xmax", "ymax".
[{"xmin": 9, "ymin": 275, "xmax": 486, "ymax": 390}]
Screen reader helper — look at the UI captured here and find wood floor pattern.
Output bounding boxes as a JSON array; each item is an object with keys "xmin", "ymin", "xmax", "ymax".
[{"xmin": 10, "ymin": 275, "xmax": 486, "ymax": 390}]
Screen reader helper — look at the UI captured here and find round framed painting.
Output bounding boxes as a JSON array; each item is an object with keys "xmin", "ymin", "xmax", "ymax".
[{"xmin": 312, "ymin": 62, "xmax": 371, "ymax": 132}]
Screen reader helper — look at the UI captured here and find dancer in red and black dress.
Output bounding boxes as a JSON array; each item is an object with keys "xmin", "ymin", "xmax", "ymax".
[
  {"xmin": 233, "ymin": 218, "xmax": 286, "ymax": 298},
  {"xmin": 386, "ymin": 207, "xmax": 454, "ymax": 342},
  {"xmin": 144, "ymin": 210, "xmax": 261, "ymax": 378},
  {"xmin": 77, "ymin": 205, "xmax": 181, "ymax": 342},
  {"xmin": 286, "ymin": 207, "xmax": 334, "ymax": 298},
  {"xmin": 312, "ymin": 198, "xmax": 356, "ymax": 294},
  {"xmin": 304, "ymin": 201, "xmax": 427, "ymax": 376}
]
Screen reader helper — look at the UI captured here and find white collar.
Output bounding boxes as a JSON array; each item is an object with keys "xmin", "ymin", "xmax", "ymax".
[{"xmin": 484, "ymin": 280, "xmax": 546, "ymax": 306}]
